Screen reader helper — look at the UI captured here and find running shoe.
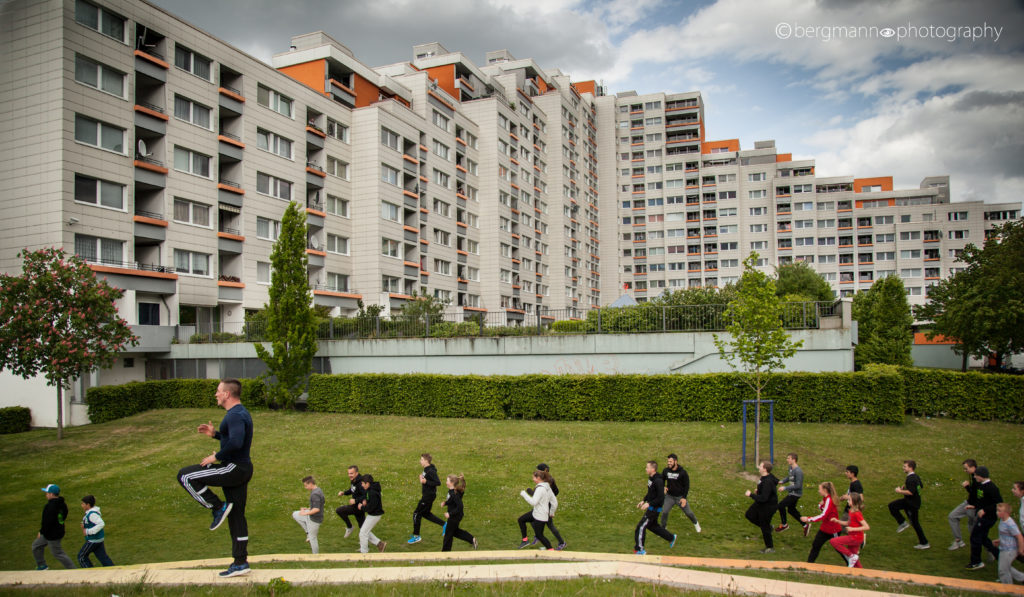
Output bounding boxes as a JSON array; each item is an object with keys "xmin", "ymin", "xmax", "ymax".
[
  {"xmin": 218, "ymin": 563, "xmax": 250, "ymax": 577},
  {"xmin": 210, "ymin": 503, "xmax": 233, "ymax": 531},
  {"xmin": 407, "ymin": 535, "xmax": 422, "ymax": 544}
]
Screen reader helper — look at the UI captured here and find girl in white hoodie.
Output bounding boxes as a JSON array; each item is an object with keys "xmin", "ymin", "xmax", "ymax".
[{"xmin": 517, "ymin": 470, "xmax": 558, "ymax": 550}]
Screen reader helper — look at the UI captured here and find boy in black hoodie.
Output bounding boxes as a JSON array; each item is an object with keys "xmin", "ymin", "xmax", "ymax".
[
  {"xmin": 408, "ymin": 453, "xmax": 444, "ymax": 544},
  {"xmin": 634, "ymin": 460, "xmax": 677, "ymax": 555},
  {"xmin": 357, "ymin": 474, "xmax": 386, "ymax": 553},
  {"xmin": 967, "ymin": 466, "xmax": 1002, "ymax": 570},
  {"xmin": 31, "ymin": 484, "xmax": 75, "ymax": 570}
]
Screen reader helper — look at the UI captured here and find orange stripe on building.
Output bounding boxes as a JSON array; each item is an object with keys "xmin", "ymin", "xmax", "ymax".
[
  {"xmin": 853, "ymin": 176, "xmax": 894, "ymax": 193},
  {"xmin": 702, "ymin": 139, "xmax": 739, "ymax": 154},
  {"xmin": 277, "ymin": 60, "xmax": 327, "ymax": 96}
]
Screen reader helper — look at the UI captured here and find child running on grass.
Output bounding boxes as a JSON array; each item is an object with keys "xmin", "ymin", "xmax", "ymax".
[
  {"xmin": 77, "ymin": 495, "xmax": 113, "ymax": 567},
  {"xmin": 441, "ymin": 474, "xmax": 477, "ymax": 552},
  {"xmin": 518, "ymin": 469, "xmax": 557, "ymax": 550},
  {"xmin": 831, "ymin": 492, "xmax": 869, "ymax": 568},
  {"xmin": 994, "ymin": 502, "xmax": 1024, "ymax": 584},
  {"xmin": 800, "ymin": 482, "xmax": 843, "ymax": 563}
]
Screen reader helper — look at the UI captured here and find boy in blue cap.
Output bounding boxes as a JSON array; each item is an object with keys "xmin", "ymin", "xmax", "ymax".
[{"xmin": 31, "ymin": 484, "xmax": 75, "ymax": 570}]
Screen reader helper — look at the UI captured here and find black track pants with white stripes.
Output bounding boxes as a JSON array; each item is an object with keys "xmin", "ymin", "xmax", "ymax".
[{"xmin": 178, "ymin": 462, "xmax": 253, "ymax": 564}]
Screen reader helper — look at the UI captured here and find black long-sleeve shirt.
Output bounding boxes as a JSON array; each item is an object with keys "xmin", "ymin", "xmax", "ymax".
[
  {"xmin": 662, "ymin": 465, "xmax": 691, "ymax": 498},
  {"xmin": 976, "ymin": 480, "xmax": 1002, "ymax": 521},
  {"xmin": 643, "ymin": 473, "xmax": 666, "ymax": 509},
  {"xmin": 903, "ymin": 473, "xmax": 923, "ymax": 508},
  {"xmin": 965, "ymin": 476, "xmax": 980, "ymax": 507},
  {"xmin": 39, "ymin": 496, "xmax": 68, "ymax": 540},
  {"xmin": 549, "ymin": 476, "xmax": 559, "ymax": 496},
  {"xmin": 750, "ymin": 473, "xmax": 779, "ymax": 508},
  {"xmin": 343, "ymin": 475, "xmax": 365, "ymax": 502},
  {"xmin": 421, "ymin": 464, "xmax": 441, "ymax": 498},
  {"xmin": 213, "ymin": 404, "xmax": 253, "ymax": 465},
  {"xmin": 444, "ymin": 489, "xmax": 465, "ymax": 519}
]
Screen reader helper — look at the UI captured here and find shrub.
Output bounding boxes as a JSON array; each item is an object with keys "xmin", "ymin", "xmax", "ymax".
[
  {"xmin": 455, "ymin": 321, "xmax": 480, "ymax": 336},
  {"xmin": 0, "ymin": 406, "xmax": 31, "ymax": 434},
  {"xmin": 898, "ymin": 367, "xmax": 1024, "ymax": 423},
  {"xmin": 550, "ymin": 320, "xmax": 588, "ymax": 334}
]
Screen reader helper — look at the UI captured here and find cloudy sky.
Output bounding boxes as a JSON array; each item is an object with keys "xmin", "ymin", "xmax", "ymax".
[{"xmin": 151, "ymin": 0, "xmax": 1024, "ymax": 205}]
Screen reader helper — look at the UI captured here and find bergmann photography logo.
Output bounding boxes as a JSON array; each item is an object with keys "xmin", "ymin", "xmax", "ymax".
[{"xmin": 774, "ymin": 22, "xmax": 1003, "ymax": 43}]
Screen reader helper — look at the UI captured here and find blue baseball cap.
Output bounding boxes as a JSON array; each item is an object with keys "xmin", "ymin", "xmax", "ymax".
[{"xmin": 41, "ymin": 484, "xmax": 60, "ymax": 494}]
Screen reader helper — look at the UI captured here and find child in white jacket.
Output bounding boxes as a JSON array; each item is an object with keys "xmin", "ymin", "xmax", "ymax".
[{"xmin": 517, "ymin": 469, "xmax": 558, "ymax": 550}]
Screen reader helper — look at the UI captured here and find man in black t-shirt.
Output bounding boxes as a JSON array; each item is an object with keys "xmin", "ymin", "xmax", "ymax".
[
  {"xmin": 840, "ymin": 465, "xmax": 864, "ymax": 518},
  {"xmin": 888, "ymin": 459, "xmax": 930, "ymax": 550}
]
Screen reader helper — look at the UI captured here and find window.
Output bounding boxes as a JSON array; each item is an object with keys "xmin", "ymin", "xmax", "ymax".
[
  {"xmin": 500, "ymin": 269, "xmax": 512, "ymax": 283},
  {"xmin": 256, "ymin": 216, "xmax": 281, "ymax": 241},
  {"xmin": 432, "ymin": 140, "xmax": 450, "ymax": 160},
  {"xmin": 172, "ymin": 198, "xmax": 210, "ymax": 227},
  {"xmin": 326, "ymin": 234, "xmax": 348, "ymax": 255},
  {"xmin": 818, "ymin": 237, "xmax": 836, "ymax": 246},
  {"xmin": 948, "ymin": 211, "xmax": 969, "ymax": 221},
  {"xmin": 257, "ymin": 261, "xmax": 271, "ymax": 284},
  {"xmin": 949, "ymin": 230, "xmax": 969, "ymax": 239},
  {"xmin": 173, "ymin": 146, "xmax": 211, "ymax": 178},
  {"xmin": 718, "ymin": 191, "xmax": 737, "ymax": 200},
  {"xmin": 74, "ymin": 234, "xmax": 123, "ymax": 265},
  {"xmin": 748, "ymin": 190, "xmax": 766, "ymax": 199},
  {"xmin": 748, "ymin": 172, "xmax": 766, "ymax": 182},
  {"xmin": 817, "ymin": 219, "xmax": 835, "ymax": 228},
  {"xmin": 434, "ymin": 259, "xmax": 451, "ymax": 276},
  {"xmin": 327, "ymin": 272, "xmax": 349, "ymax": 292},
  {"xmin": 257, "ymin": 84, "xmax": 293, "ymax": 117},
  {"xmin": 381, "ymin": 164, "xmax": 400, "ymax": 186},
  {"xmin": 750, "ymin": 224, "xmax": 767, "ymax": 233},
  {"xmin": 74, "ymin": 174, "xmax": 124, "ymax": 210},
  {"xmin": 434, "ymin": 229, "xmax": 451, "ymax": 246},
  {"xmin": 877, "ymin": 252, "xmax": 895, "ymax": 261},
  {"xmin": 900, "ymin": 268, "xmax": 922, "ymax": 279},
  {"xmin": 466, "ymin": 266, "xmax": 480, "ymax": 281},
  {"xmin": 433, "ymin": 169, "xmax": 451, "ymax": 188},
  {"xmin": 900, "ymin": 214, "xmax": 912, "ymax": 223},
  {"xmin": 326, "ymin": 156, "xmax": 348, "ymax": 179},
  {"xmin": 174, "ymin": 45, "xmax": 211, "ymax": 80},
  {"xmin": 794, "ymin": 202, "xmax": 814, "ymax": 211},
  {"xmin": 256, "ymin": 172, "xmax": 292, "ymax": 200},
  {"xmin": 74, "ymin": 54, "xmax": 125, "ymax": 97},
  {"xmin": 750, "ymin": 241, "xmax": 767, "ymax": 250},
  {"xmin": 173, "ymin": 249, "xmax": 210, "ymax": 276},
  {"xmin": 256, "ymin": 128, "xmax": 292, "ymax": 158},
  {"xmin": 432, "ymin": 199, "xmax": 450, "ymax": 217},
  {"xmin": 875, "ymin": 233, "xmax": 895, "ymax": 243},
  {"xmin": 466, "ymin": 239, "xmax": 479, "ymax": 254},
  {"xmin": 326, "ymin": 118, "xmax": 348, "ymax": 142},
  {"xmin": 381, "ymin": 202, "xmax": 400, "ymax": 222},
  {"xmin": 793, "ymin": 184, "xmax": 813, "ymax": 193},
  {"xmin": 899, "ymin": 231, "xmax": 921, "ymax": 241},
  {"xmin": 874, "ymin": 215, "xmax": 894, "ymax": 225},
  {"xmin": 900, "ymin": 249, "xmax": 921, "ymax": 259},
  {"xmin": 75, "ymin": 0, "xmax": 125, "ymax": 42},
  {"xmin": 432, "ymin": 110, "xmax": 450, "ymax": 131},
  {"xmin": 74, "ymin": 114, "xmax": 124, "ymax": 153},
  {"xmin": 381, "ymin": 127, "xmax": 400, "ymax": 150},
  {"xmin": 172, "ymin": 95, "xmax": 212, "ymax": 129},
  {"xmin": 382, "ymin": 275, "xmax": 401, "ymax": 292},
  {"xmin": 381, "ymin": 238, "xmax": 401, "ymax": 258}
]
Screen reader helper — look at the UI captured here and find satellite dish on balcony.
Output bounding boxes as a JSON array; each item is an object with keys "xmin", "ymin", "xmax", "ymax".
[
  {"xmin": 137, "ymin": 139, "xmax": 152, "ymax": 159},
  {"xmin": 309, "ymin": 236, "xmax": 321, "ymax": 250}
]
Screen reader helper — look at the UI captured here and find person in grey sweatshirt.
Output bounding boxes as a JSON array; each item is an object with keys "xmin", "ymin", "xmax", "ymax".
[{"xmin": 775, "ymin": 453, "xmax": 805, "ymax": 533}]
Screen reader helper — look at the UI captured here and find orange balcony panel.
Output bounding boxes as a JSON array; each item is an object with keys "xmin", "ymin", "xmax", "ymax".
[
  {"xmin": 305, "ymin": 125, "xmax": 326, "ymax": 138},
  {"xmin": 306, "ymin": 166, "xmax": 326, "ymax": 178},
  {"xmin": 314, "ymin": 290, "xmax": 362, "ymax": 300},
  {"xmin": 133, "ymin": 215, "xmax": 168, "ymax": 227},
  {"xmin": 402, "ymin": 225, "xmax": 418, "ymax": 233},
  {"xmin": 134, "ymin": 104, "xmax": 169, "ymax": 121},
  {"xmin": 306, "ymin": 249, "xmax": 326, "ymax": 257},
  {"xmin": 216, "ymin": 231, "xmax": 245, "ymax": 242},
  {"xmin": 134, "ymin": 160, "xmax": 168, "ymax": 174},
  {"xmin": 217, "ymin": 280, "xmax": 245, "ymax": 288}
]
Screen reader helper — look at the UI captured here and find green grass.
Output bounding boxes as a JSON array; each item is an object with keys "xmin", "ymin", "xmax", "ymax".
[
  {"xmin": 2, "ymin": 410, "xmax": 1022, "ymax": 587},
  {"xmin": 0, "ymin": 578, "xmax": 715, "ymax": 596}
]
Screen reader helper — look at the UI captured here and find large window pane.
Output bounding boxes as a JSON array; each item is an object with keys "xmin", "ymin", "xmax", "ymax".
[
  {"xmin": 75, "ymin": 175, "xmax": 94, "ymax": 204},
  {"xmin": 100, "ymin": 125, "xmax": 123, "ymax": 152},
  {"xmin": 75, "ymin": 115, "xmax": 97, "ymax": 144},
  {"xmin": 174, "ymin": 147, "xmax": 189, "ymax": 171},
  {"xmin": 101, "ymin": 67, "xmax": 123, "ymax": 96},
  {"xmin": 75, "ymin": 55, "xmax": 97, "ymax": 87},
  {"xmin": 192, "ymin": 204, "xmax": 209, "ymax": 226},
  {"xmin": 193, "ymin": 104, "xmax": 210, "ymax": 129},
  {"xmin": 192, "ymin": 253, "xmax": 209, "ymax": 276},
  {"xmin": 100, "ymin": 12, "xmax": 123, "ymax": 40},
  {"xmin": 174, "ymin": 96, "xmax": 190, "ymax": 120},
  {"xmin": 99, "ymin": 180, "xmax": 122, "ymax": 208},
  {"xmin": 100, "ymin": 238, "xmax": 121, "ymax": 264},
  {"xmin": 75, "ymin": 0, "xmax": 98, "ymax": 29}
]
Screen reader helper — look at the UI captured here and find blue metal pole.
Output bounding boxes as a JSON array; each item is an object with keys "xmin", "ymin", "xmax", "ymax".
[
  {"xmin": 742, "ymin": 402, "xmax": 747, "ymax": 469},
  {"xmin": 769, "ymin": 401, "xmax": 775, "ymax": 465}
]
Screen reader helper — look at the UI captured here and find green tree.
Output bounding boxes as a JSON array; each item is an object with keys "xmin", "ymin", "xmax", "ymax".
[
  {"xmin": 713, "ymin": 252, "xmax": 803, "ymax": 467},
  {"xmin": 915, "ymin": 220, "xmax": 1024, "ymax": 370},
  {"xmin": 775, "ymin": 262, "xmax": 834, "ymax": 302},
  {"xmin": 852, "ymin": 276, "xmax": 913, "ymax": 369},
  {"xmin": 254, "ymin": 202, "xmax": 318, "ymax": 408},
  {"xmin": 0, "ymin": 248, "xmax": 138, "ymax": 438}
]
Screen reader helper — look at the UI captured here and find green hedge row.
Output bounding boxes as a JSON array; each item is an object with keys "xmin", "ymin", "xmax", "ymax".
[
  {"xmin": 0, "ymin": 406, "xmax": 31, "ymax": 434},
  {"xmin": 86, "ymin": 369, "xmax": 1024, "ymax": 425},
  {"xmin": 87, "ymin": 379, "xmax": 267, "ymax": 424},
  {"xmin": 306, "ymin": 372, "xmax": 905, "ymax": 424},
  {"xmin": 898, "ymin": 367, "xmax": 1024, "ymax": 423}
]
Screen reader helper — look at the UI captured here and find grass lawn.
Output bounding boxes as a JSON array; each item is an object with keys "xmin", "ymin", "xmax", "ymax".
[{"xmin": 1, "ymin": 409, "xmax": 1022, "ymax": 588}]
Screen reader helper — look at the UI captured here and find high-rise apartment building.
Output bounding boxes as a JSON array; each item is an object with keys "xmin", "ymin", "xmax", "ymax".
[{"xmin": 1, "ymin": 0, "xmax": 1019, "ymax": 348}]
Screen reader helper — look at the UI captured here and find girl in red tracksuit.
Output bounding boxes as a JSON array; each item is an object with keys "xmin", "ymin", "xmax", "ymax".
[
  {"xmin": 831, "ymin": 492, "xmax": 869, "ymax": 568},
  {"xmin": 800, "ymin": 481, "xmax": 843, "ymax": 563}
]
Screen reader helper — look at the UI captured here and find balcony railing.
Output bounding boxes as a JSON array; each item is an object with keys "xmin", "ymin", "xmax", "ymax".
[
  {"xmin": 135, "ymin": 209, "xmax": 164, "ymax": 220},
  {"xmin": 177, "ymin": 301, "xmax": 843, "ymax": 343}
]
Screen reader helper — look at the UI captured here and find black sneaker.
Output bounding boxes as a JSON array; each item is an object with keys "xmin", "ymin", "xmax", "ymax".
[
  {"xmin": 218, "ymin": 563, "xmax": 250, "ymax": 577},
  {"xmin": 210, "ymin": 503, "xmax": 233, "ymax": 531},
  {"xmin": 966, "ymin": 562, "xmax": 985, "ymax": 570}
]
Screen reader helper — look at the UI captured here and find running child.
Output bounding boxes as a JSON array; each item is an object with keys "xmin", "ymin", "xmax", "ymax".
[
  {"xmin": 995, "ymin": 502, "xmax": 1024, "ymax": 584},
  {"xmin": 831, "ymin": 492, "xmax": 869, "ymax": 568},
  {"xmin": 537, "ymin": 463, "xmax": 567, "ymax": 550},
  {"xmin": 441, "ymin": 474, "xmax": 477, "ymax": 551},
  {"xmin": 77, "ymin": 495, "xmax": 113, "ymax": 567},
  {"xmin": 800, "ymin": 482, "xmax": 843, "ymax": 563},
  {"xmin": 357, "ymin": 474, "xmax": 386, "ymax": 553},
  {"xmin": 292, "ymin": 476, "xmax": 324, "ymax": 554},
  {"xmin": 408, "ymin": 454, "xmax": 444, "ymax": 545},
  {"xmin": 518, "ymin": 469, "xmax": 557, "ymax": 550}
]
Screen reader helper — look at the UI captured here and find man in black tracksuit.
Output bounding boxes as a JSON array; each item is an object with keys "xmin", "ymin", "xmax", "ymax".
[
  {"xmin": 336, "ymin": 465, "xmax": 365, "ymax": 536},
  {"xmin": 408, "ymin": 454, "xmax": 444, "ymax": 543},
  {"xmin": 177, "ymin": 378, "xmax": 255, "ymax": 577},
  {"xmin": 634, "ymin": 460, "xmax": 676, "ymax": 554},
  {"xmin": 746, "ymin": 460, "xmax": 779, "ymax": 553},
  {"xmin": 967, "ymin": 466, "xmax": 1002, "ymax": 569}
]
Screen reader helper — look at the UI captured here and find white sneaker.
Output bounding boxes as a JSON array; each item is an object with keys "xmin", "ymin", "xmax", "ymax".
[
  {"xmin": 344, "ymin": 527, "xmax": 353, "ymax": 538},
  {"xmin": 695, "ymin": 522, "xmax": 702, "ymax": 534},
  {"xmin": 847, "ymin": 554, "xmax": 859, "ymax": 568},
  {"xmin": 948, "ymin": 539, "xmax": 965, "ymax": 550},
  {"xmin": 895, "ymin": 522, "xmax": 910, "ymax": 533},
  {"xmin": 914, "ymin": 543, "xmax": 930, "ymax": 550}
]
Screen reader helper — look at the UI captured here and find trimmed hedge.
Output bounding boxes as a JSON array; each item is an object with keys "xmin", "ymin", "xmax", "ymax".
[
  {"xmin": 0, "ymin": 406, "xmax": 32, "ymax": 434},
  {"xmin": 307, "ymin": 371, "xmax": 905, "ymax": 424},
  {"xmin": 898, "ymin": 367, "xmax": 1024, "ymax": 423},
  {"xmin": 84, "ymin": 368, "xmax": 1024, "ymax": 425},
  {"xmin": 87, "ymin": 379, "xmax": 267, "ymax": 424}
]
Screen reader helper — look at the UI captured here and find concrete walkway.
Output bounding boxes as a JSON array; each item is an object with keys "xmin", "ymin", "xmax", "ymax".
[{"xmin": 4, "ymin": 551, "xmax": 1022, "ymax": 596}]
